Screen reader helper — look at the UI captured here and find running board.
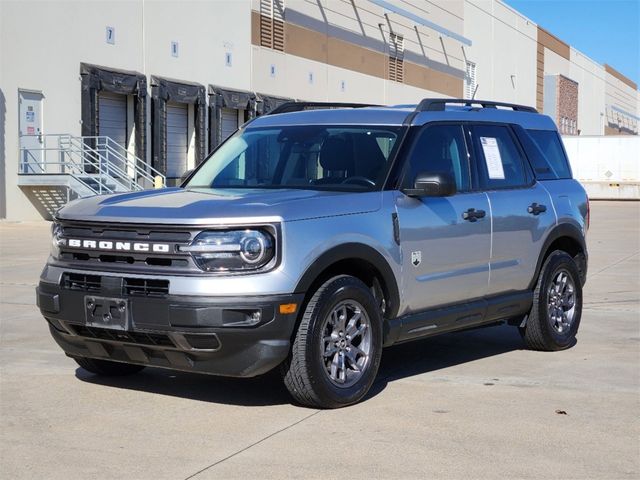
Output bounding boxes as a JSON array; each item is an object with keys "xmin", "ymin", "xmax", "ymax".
[{"xmin": 383, "ymin": 291, "xmax": 533, "ymax": 347}]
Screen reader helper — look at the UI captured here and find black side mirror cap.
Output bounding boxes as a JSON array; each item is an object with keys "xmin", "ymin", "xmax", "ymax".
[{"xmin": 403, "ymin": 171, "xmax": 457, "ymax": 197}]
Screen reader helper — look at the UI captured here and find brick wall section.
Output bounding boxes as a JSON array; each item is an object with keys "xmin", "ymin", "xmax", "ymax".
[
  {"xmin": 536, "ymin": 44, "xmax": 544, "ymax": 112},
  {"xmin": 536, "ymin": 26, "xmax": 570, "ymax": 114},
  {"xmin": 557, "ymin": 75, "xmax": 579, "ymax": 135}
]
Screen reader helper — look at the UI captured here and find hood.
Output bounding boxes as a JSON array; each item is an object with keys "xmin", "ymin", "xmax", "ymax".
[{"xmin": 56, "ymin": 187, "xmax": 382, "ymax": 225}]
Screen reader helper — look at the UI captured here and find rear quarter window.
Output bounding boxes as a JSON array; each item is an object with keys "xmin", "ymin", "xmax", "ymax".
[{"xmin": 527, "ymin": 130, "xmax": 572, "ymax": 179}]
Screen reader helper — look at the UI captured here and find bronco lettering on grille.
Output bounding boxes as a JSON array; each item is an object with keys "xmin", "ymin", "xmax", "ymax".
[{"xmin": 67, "ymin": 239, "xmax": 171, "ymax": 253}]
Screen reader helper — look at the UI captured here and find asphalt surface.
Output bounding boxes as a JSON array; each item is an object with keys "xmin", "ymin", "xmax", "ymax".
[{"xmin": 1, "ymin": 201, "xmax": 638, "ymax": 479}]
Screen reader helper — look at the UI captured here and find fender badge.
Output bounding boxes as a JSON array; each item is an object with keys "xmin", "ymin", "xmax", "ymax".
[{"xmin": 411, "ymin": 251, "xmax": 422, "ymax": 267}]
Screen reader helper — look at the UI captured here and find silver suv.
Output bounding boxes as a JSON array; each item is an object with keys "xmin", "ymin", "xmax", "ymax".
[{"xmin": 38, "ymin": 99, "xmax": 589, "ymax": 408}]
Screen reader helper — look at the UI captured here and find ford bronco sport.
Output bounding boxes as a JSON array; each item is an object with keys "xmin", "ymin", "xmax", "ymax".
[{"xmin": 38, "ymin": 99, "xmax": 588, "ymax": 408}]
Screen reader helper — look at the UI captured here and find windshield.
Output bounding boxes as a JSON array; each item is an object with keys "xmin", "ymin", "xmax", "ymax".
[{"xmin": 185, "ymin": 125, "xmax": 402, "ymax": 191}]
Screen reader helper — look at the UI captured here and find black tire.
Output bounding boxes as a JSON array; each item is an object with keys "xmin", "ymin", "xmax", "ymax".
[
  {"xmin": 74, "ymin": 357, "xmax": 145, "ymax": 376},
  {"xmin": 282, "ymin": 275, "xmax": 383, "ymax": 408},
  {"xmin": 521, "ymin": 250, "xmax": 583, "ymax": 351}
]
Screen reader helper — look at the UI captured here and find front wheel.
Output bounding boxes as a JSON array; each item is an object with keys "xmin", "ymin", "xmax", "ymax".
[
  {"xmin": 282, "ymin": 275, "xmax": 383, "ymax": 408},
  {"xmin": 521, "ymin": 250, "xmax": 583, "ymax": 351}
]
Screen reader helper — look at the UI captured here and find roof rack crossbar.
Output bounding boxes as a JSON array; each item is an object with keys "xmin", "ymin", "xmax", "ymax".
[
  {"xmin": 416, "ymin": 98, "xmax": 537, "ymax": 113},
  {"xmin": 267, "ymin": 101, "xmax": 379, "ymax": 115}
]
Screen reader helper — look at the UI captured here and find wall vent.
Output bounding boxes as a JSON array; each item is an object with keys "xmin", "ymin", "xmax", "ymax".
[
  {"xmin": 465, "ymin": 61, "xmax": 477, "ymax": 99},
  {"xmin": 260, "ymin": 0, "xmax": 285, "ymax": 52},
  {"xmin": 388, "ymin": 33, "xmax": 404, "ymax": 83}
]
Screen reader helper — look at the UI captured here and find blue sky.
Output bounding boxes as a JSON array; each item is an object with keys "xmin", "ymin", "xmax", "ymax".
[{"xmin": 504, "ymin": 0, "xmax": 640, "ymax": 86}]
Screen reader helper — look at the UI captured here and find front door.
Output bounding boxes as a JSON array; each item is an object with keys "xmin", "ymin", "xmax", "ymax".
[
  {"xmin": 19, "ymin": 90, "xmax": 44, "ymax": 173},
  {"xmin": 395, "ymin": 124, "xmax": 491, "ymax": 314}
]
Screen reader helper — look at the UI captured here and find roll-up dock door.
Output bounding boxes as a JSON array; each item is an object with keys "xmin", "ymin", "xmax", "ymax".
[
  {"xmin": 208, "ymin": 85, "xmax": 258, "ymax": 150},
  {"xmin": 80, "ymin": 63, "xmax": 147, "ymax": 169},
  {"xmin": 166, "ymin": 102, "xmax": 189, "ymax": 179},
  {"xmin": 97, "ymin": 91, "xmax": 128, "ymax": 174},
  {"xmin": 151, "ymin": 76, "xmax": 206, "ymax": 185},
  {"xmin": 221, "ymin": 108, "xmax": 239, "ymax": 141},
  {"xmin": 98, "ymin": 92, "xmax": 127, "ymax": 148}
]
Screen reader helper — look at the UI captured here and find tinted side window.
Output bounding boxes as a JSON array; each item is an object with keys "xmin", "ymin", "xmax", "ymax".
[
  {"xmin": 527, "ymin": 130, "xmax": 572, "ymax": 179},
  {"xmin": 472, "ymin": 125, "xmax": 529, "ymax": 189},
  {"xmin": 405, "ymin": 125, "xmax": 471, "ymax": 191}
]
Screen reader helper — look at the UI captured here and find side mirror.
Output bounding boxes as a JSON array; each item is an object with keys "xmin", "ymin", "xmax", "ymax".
[
  {"xmin": 403, "ymin": 171, "xmax": 457, "ymax": 197},
  {"xmin": 180, "ymin": 169, "xmax": 194, "ymax": 185}
]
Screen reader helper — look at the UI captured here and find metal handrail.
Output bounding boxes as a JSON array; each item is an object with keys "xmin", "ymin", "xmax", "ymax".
[
  {"xmin": 18, "ymin": 133, "xmax": 166, "ymax": 197},
  {"xmin": 82, "ymin": 135, "xmax": 165, "ymax": 186},
  {"xmin": 61, "ymin": 136, "xmax": 137, "ymax": 192}
]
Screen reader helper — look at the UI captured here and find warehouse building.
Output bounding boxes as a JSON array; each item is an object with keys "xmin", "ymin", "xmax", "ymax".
[{"xmin": 1, "ymin": 0, "xmax": 638, "ymax": 220}]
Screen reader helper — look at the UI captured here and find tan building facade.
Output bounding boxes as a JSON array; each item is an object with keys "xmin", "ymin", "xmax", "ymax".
[{"xmin": 0, "ymin": 0, "xmax": 638, "ymax": 220}]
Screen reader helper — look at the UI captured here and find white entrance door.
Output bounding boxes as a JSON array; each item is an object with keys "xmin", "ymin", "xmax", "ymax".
[
  {"xmin": 166, "ymin": 101, "xmax": 189, "ymax": 179},
  {"xmin": 19, "ymin": 90, "xmax": 44, "ymax": 173},
  {"xmin": 221, "ymin": 107, "xmax": 240, "ymax": 141}
]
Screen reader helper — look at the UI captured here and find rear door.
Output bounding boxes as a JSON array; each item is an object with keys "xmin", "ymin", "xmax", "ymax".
[
  {"xmin": 395, "ymin": 124, "xmax": 491, "ymax": 313},
  {"xmin": 469, "ymin": 124, "xmax": 555, "ymax": 295}
]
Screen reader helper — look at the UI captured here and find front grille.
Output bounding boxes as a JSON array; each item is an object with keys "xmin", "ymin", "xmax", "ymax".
[
  {"xmin": 57, "ymin": 220, "xmax": 199, "ymax": 274},
  {"xmin": 124, "ymin": 278, "xmax": 170, "ymax": 297},
  {"xmin": 62, "ymin": 273, "xmax": 101, "ymax": 292},
  {"xmin": 72, "ymin": 325, "xmax": 176, "ymax": 347}
]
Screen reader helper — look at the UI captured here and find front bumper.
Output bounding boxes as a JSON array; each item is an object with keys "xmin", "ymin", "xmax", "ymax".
[{"xmin": 37, "ymin": 280, "xmax": 304, "ymax": 377}]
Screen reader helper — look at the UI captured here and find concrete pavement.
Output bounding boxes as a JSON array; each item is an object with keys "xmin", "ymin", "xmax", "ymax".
[{"xmin": 1, "ymin": 201, "xmax": 638, "ymax": 479}]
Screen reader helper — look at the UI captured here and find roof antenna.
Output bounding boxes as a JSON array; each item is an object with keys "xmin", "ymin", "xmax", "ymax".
[{"xmin": 471, "ymin": 84, "xmax": 479, "ymax": 100}]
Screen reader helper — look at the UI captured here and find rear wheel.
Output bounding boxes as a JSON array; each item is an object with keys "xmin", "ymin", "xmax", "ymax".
[
  {"xmin": 282, "ymin": 275, "xmax": 383, "ymax": 408},
  {"xmin": 521, "ymin": 250, "xmax": 582, "ymax": 351},
  {"xmin": 74, "ymin": 357, "xmax": 145, "ymax": 376}
]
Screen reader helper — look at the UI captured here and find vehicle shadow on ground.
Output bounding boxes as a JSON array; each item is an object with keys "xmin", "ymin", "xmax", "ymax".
[
  {"xmin": 76, "ymin": 323, "xmax": 527, "ymax": 407},
  {"xmin": 366, "ymin": 323, "xmax": 527, "ymax": 400}
]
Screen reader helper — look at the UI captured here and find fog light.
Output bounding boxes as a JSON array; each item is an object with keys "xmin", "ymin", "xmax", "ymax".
[{"xmin": 221, "ymin": 309, "xmax": 262, "ymax": 327}]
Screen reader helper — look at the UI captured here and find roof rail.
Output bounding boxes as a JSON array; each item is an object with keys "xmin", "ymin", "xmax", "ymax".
[
  {"xmin": 416, "ymin": 98, "xmax": 538, "ymax": 113},
  {"xmin": 267, "ymin": 101, "xmax": 379, "ymax": 115}
]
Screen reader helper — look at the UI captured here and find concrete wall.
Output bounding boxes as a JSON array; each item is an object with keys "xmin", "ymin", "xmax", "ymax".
[
  {"xmin": 604, "ymin": 66, "xmax": 639, "ymax": 135},
  {"xmin": 463, "ymin": 0, "xmax": 537, "ymax": 107},
  {"xmin": 250, "ymin": 0, "xmax": 466, "ymax": 103},
  {"xmin": 569, "ymin": 48, "xmax": 606, "ymax": 135}
]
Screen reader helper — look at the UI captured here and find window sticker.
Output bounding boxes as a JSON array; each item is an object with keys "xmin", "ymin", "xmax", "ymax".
[{"xmin": 480, "ymin": 137, "xmax": 505, "ymax": 179}]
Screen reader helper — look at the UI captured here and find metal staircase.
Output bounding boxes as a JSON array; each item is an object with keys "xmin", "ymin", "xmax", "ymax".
[{"xmin": 18, "ymin": 134, "xmax": 165, "ymax": 219}]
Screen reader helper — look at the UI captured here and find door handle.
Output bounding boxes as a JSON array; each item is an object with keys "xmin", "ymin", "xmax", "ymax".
[
  {"xmin": 527, "ymin": 203, "xmax": 547, "ymax": 215},
  {"xmin": 462, "ymin": 208, "xmax": 486, "ymax": 222}
]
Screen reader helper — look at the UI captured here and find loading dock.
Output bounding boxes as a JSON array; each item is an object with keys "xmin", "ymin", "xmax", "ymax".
[
  {"xmin": 80, "ymin": 63, "xmax": 147, "ymax": 166},
  {"xmin": 208, "ymin": 85, "xmax": 258, "ymax": 150},
  {"xmin": 256, "ymin": 93, "xmax": 295, "ymax": 116},
  {"xmin": 151, "ymin": 77, "xmax": 206, "ymax": 185}
]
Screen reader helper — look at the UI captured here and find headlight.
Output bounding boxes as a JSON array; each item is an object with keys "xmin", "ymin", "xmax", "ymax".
[
  {"xmin": 50, "ymin": 222, "xmax": 66, "ymax": 259},
  {"xmin": 180, "ymin": 230, "xmax": 275, "ymax": 272}
]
